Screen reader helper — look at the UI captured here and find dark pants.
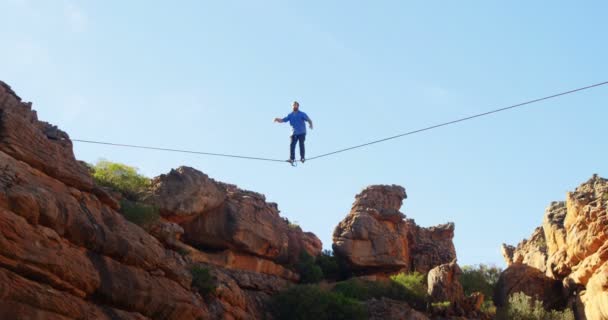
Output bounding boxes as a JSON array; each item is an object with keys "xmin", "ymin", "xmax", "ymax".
[{"xmin": 290, "ymin": 134, "xmax": 306, "ymax": 160}]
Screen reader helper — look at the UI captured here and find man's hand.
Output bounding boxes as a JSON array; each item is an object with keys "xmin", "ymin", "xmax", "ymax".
[
  {"xmin": 273, "ymin": 118, "xmax": 283, "ymax": 123},
  {"xmin": 309, "ymin": 123, "xmax": 313, "ymax": 130}
]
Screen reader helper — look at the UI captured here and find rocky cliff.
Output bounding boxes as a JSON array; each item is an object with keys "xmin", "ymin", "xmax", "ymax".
[
  {"xmin": 498, "ymin": 175, "xmax": 608, "ymax": 320},
  {"xmin": 0, "ymin": 81, "xmax": 327, "ymax": 319},
  {"xmin": 0, "ymin": 80, "xmax": 472, "ymax": 319}
]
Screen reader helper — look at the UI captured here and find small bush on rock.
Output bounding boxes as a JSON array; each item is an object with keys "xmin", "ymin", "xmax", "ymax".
[
  {"xmin": 91, "ymin": 160, "xmax": 150, "ymax": 199},
  {"xmin": 497, "ymin": 292, "xmax": 574, "ymax": 320},
  {"xmin": 333, "ymin": 276, "xmax": 427, "ymax": 310},
  {"xmin": 119, "ymin": 200, "xmax": 159, "ymax": 226},
  {"xmin": 390, "ymin": 272, "xmax": 427, "ymax": 303},
  {"xmin": 191, "ymin": 266, "xmax": 216, "ymax": 297}
]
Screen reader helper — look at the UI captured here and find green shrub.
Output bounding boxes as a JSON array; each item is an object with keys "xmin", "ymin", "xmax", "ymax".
[
  {"xmin": 296, "ymin": 251, "xmax": 324, "ymax": 284},
  {"xmin": 119, "ymin": 200, "xmax": 159, "ymax": 226},
  {"xmin": 91, "ymin": 160, "xmax": 150, "ymax": 199},
  {"xmin": 191, "ymin": 266, "xmax": 216, "ymax": 297},
  {"xmin": 333, "ymin": 276, "xmax": 426, "ymax": 310},
  {"xmin": 481, "ymin": 300, "xmax": 497, "ymax": 315},
  {"xmin": 497, "ymin": 292, "xmax": 574, "ymax": 320},
  {"xmin": 390, "ymin": 272, "xmax": 427, "ymax": 302},
  {"xmin": 270, "ymin": 285, "xmax": 367, "ymax": 320},
  {"xmin": 459, "ymin": 264, "xmax": 501, "ymax": 316},
  {"xmin": 431, "ymin": 301, "xmax": 451, "ymax": 313},
  {"xmin": 315, "ymin": 250, "xmax": 340, "ymax": 281},
  {"xmin": 431, "ymin": 301, "xmax": 451, "ymax": 308},
  {"xmin": 459, "ymin": 264, "xmax": 501, "ymax": 298}
]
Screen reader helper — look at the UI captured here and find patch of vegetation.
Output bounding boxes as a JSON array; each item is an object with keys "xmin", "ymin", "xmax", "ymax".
[
  {"xmin": 460, "ymin": 264, "xmax": 501, "ymax": 317},
  {"xmin": 481, "ymin": 300, "xmax": 497, "ymax": 315},
  {"xmin": 459, "ymin": 264, "xmax": 501, "ymax": 298},
  {"xmin": 91, "ymin": 160, "xmax": 150, "ymax": 200},
  {"xmin": 191, "ymin": 266, "xmax": 216, "ymax": 297},
  {"xmin": 119, "ymin": 199, "xmax": 160, "ymax": 226},
  {"xmin": 296, "ymin": 251, "xmax": 324, "ymax": 284},
  {"xmin": 270, "ymin": 285, "xmax": 367, "ymax": 320},
  {"xmin": 496, "ymin": 292, "xmax": 574, "ymax": 320},
  {"xmin": 333, "ymin": 273, "xmax": 427, "ymax": 310},
  {"xmin": 315, "ymin": 250, "xmax": 340, "ymax": 281},
  {"xmin": 431, "ymin": 301, "xmax": 451, "ymax": 313},
  {"xmin": 176, "ymin": 247, "xmax": 190, "ymax": 256},
  {"xmin": 390, "ymin": 272, "xmax": 427, "ymax": 302},
  {"xmin": 431, "ymin": 301, "xmax": 451, "ymax": 308},
  {"xmin": 288, "ymin": 220, "xmax": 300, "ymax": 229}
]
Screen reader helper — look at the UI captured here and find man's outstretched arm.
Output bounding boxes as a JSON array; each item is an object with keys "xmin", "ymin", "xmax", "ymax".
[{"xmin": 273, "ymin": 117, "xmax": 284, "ymax": 123}]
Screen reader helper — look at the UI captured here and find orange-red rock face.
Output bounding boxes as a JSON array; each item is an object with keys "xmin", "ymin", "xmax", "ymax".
[
  {"xmin": 499, "ymin": 175, "xmax": 608, "ymax": 319},
  {"xmin": 332, "ymin": 185, "xmax": 456, "ymax": 276},
  {"xmin": 0, "ymin": 82, "xmax": 208, "ymax": 319},
  {"xmin": 149, "ymin": 166, "xmax": 322, "ymax": 272}
]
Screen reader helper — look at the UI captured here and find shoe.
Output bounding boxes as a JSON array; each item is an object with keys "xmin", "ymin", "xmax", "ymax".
[
  {"xmin": 287, "ymin": 159, "xmax": 294, "ymax": 164},
  {"xmin": 300, "ymin": 158, "xmax": 305, "ymax": 163}
]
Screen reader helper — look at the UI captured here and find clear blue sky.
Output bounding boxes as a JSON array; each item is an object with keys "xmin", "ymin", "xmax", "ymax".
[{"xmin": 2, "ymin": 1, "xmax": 607, "ymax": 267}]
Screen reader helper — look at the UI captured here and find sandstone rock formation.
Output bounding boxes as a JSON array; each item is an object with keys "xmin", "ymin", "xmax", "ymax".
[
  {"xmin": 0, "ymin": 82, "xmax": 93, "ymax": 191},
  {"xmin": 0, "ymin": 81, "xmax": 208, "ymax": 319},
  {"xmin": 427, "ymin": 260, "xmax": 465, "ymax": 304},
  {"xmin": 148, "ymin": 166, "xmax": 226, "ymax": 218},
  {"xmin": 148, "ymin": 166, "xmax": 322, "ymax": 278},
  {"xmin": 0, "ymin": 81, "xmax": 322, "ymax": 319},
  {"xmin": 498, "ymin": 174, "xmax": 608, "ymax": 319},
  {"xmin": 0, "ymin": 80, "xmax": 493, "ymax": 319},
  {"xmin": 333, "ymin": 185, "xmax": 456, "ymax": 276},
  {"xmin": 427, "ymin": 260, "xmax": 486, "ymax": 318},
  {"xmin": 494, "ymin": 263, "xmax": 565, "ymax": 310}
]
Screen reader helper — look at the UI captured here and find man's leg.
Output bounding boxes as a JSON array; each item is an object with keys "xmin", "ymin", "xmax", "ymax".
[
  {"xmin": 298, "ymin": 134, "xmax": 306, "ymax": 160},
  {"xmin": 289, "ymin": 135, "xmax": 297, "ymax": 161}
]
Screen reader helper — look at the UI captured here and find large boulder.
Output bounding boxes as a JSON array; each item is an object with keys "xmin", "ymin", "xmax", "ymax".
[
  {"xmin": 148, "ymin": 166, "xmax": 226, "ymax": 218},
  {"xmin": 494, "ymin": 263, "xmax": 566, "ymax": 310},
  {"xmin": 149, "ymin": 167, "xmax": 322, "ymax": 277},
  {"xmin": 333, "ymin": 185, "xmax": 456, "ymax": 275},
  {"xmin": 180, "ymin": 186, "xmax": 291, "ymax": 261},
  {"xmin": 333, "ymin": 185, "xmax": 409, "ymax": 273},
  {"xmin": 427, "ymin": 260, "xmax": 465, "ymax": 304}
]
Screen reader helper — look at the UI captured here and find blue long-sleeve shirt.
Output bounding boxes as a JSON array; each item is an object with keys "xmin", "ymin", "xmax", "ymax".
[{"xmin": 282, "ymin": 111, "xmax": 310, "ymax": 135}]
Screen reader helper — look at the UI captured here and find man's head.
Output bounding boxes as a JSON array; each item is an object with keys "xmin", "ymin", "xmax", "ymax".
[{"xmin": 292, "ymin": 101, "xmax": 300, "ymax": 112}]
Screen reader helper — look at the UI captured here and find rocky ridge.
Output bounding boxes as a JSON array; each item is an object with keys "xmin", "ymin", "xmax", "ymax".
[
  {"xmin": 498, "ymin": 174, "xmax": 608, "ymax": 320},
  {"xmin": 0, "ymin": 81, "xmax": 476, "ymax": 319}
]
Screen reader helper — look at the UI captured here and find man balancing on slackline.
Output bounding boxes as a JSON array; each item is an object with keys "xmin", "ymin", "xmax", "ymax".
[{"xmin": 273, "ymin": 101, "xmax": 313, "ymax": 165}]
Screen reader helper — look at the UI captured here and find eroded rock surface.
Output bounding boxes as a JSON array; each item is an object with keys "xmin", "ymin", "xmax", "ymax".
[
  {"xmin": 0, "ymin": 81, "xmax": 207, "ymax": 319},
  {"xmin": 499, "ymin": 175, "xmax": 608, "ymax": 319},
  {"xmin": 333, "ymin": 185, "xmax": 456, "ymax": 276}
]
